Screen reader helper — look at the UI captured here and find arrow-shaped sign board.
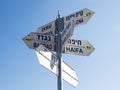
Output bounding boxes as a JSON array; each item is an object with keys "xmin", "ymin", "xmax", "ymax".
[
  {"xmin": 23, "ymin": 34, "xmax": 95, "ymax": 56},
  {"xmin": 61, "ymin": 19, "xmax": 74, "ymax": 46},
  {"xmin": 64, "ymin": 8, "xmax": 94, "ymax": 27},
  {"xmin": 30, "ymin": 32, "xmax": 55, "ymax": 43},
  {"xmin": 62, "ymin": 61, "xmax": 79, "ymax": 87},
  {"xmin": 63, "ymin": 39, "xmax": 95, "ymax": 56},
  {"xmin": 23, "ymin": 33, "xmax": 56, "ymax": 50},
  {"xmin": 36, "ymin": 21, "xmax": 56, "ymax": 35},
  {"xmin": 36, "ymin": 46, "xmax": 58, "ymax": 75},
  {"xmin": 35, "ymin": 45, "xmax": 79, "ymax": 87},
  {"xmin": 36, "ymin": 8, "xmax": 94, "ymax": 35}
]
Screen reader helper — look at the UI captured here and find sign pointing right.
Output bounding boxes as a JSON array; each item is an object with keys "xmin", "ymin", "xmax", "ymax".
[
  {"xmin": 64, "ymin": 8, "xmax": 94, "ymax": 27},
  {"xmin": 63, "ymin": 39, "xmax": 95, "ymax": 56}
]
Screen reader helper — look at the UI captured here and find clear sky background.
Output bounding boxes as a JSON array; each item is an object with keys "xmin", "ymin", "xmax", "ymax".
[{"xmin": 0, "ymin": 0, "xmax": 120, "ymax": 90}]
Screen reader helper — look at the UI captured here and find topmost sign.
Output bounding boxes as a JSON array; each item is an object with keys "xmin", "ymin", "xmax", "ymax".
[
  {"xmin": 64, "ymin": 8, "xmax": 94, "ymax": 27},
  {"xmin": 35, "ymin": 8, "xmax": 94, "ymax": 36}
]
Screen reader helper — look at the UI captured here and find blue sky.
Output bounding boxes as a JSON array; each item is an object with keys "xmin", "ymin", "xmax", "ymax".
[{"xmin": 0, "ymin": 0, "xmax": 120, "ymax": 90}]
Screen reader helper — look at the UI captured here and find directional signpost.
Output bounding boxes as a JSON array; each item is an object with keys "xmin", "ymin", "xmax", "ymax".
[
  {"xmin": 63, "ymin": 39, "xmax": 95, "ymax": 56},
  {"xmin": 23, "ymin": 33, "xmax": 56, "ymax": 50},
  {"xmin": 23, "ymin": 35, "xmax": 94, "ymax": 56},
  {"xmin": 30, "ymin": 32, "xmax": 55, "ymax": 43},
  {"xmin": 64, "ymin": 8, "xmax": 94, "ymax": 27},
  {"xmin": 23, "ymin": 8, "xmax": 95, "ymax": 90}
]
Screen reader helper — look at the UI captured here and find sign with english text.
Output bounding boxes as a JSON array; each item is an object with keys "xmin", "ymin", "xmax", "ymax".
[
  {"xmin": 63, "ymin": 39, "xmax": 95, "ymax": 56},
  {"xmin": 64, "ymin": 8, "xmax": 94, "ymax": 27},
  {"xmin": 23, "ymin": 34, "xmax": 55, "ymax": 51}
]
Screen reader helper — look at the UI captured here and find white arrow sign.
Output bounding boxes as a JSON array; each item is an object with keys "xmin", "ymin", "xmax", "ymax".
[
  {"xmin": 23, "ymin": 34, "xmax": 55, "ymax": 50},
  {"xmin": 35, "ymin": 45, "xmax": 79, "ymax": 87},
  {"xmin": 23, "ymin": 35, "xmax": 95, "ymax": 56},
  {"xmin": 30, "ymin": 32, "xmax": 55, "ymax": 43},
  {"xmin": 37, "ymin": 21, "xmax": 56, "ymax": 35},
  {"xmin": 64, "ymin": 8, "xmax": 94, "ymax": 27},
  {"xmin": 61, "ymin": 19, "xmax": 74, "ymax": 46},
  {"xmin": 63, "ymin": 39, "xmax": 95, "ymax": 56},
  {"xmin": 62, "ymin": 61, "xmax": 79, "ymax": 87}
]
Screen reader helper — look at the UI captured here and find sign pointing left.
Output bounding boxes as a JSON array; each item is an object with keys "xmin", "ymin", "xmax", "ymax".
[
  {"xmin": 37, "ymin": 21, "xmax": 56, "ymax": 35},
  {"xmin": 23, "ymin": 34, "xmax": 95, "ymax": 56},
  {"xmin": 25, "ymin": 32, "xmax": 55, "ymax": 43},
  {"xmin": 23, "ymin": 33, "xmax": 56, "ymax": 50}
]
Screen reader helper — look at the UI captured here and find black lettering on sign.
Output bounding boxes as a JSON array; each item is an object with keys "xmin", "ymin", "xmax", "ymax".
[
  {"xmin": 67, "ymin": 39, "xmax": 72, "ymax": 44},
  {"xmin": 67, "ymin": 39, "xmax": 71, "ymax": 44},
  {"xmin": 66, "ymin": 46, "xmax": 83, "ymax": 54},
  {"xmin": 41, "ymin": 24, "xmax": 52, "ymax": 32},
  {"xmin": 42, "ymin": 36, "xmax": 48, "ymax": 41},
  {"xmin": 50, "ymin": 63, "xmax": 54, "ymax": 69},
  {"xmin": 43, "ymin": 44, "xmax": 53, "ymax": 50},
  {"xmin": 50, "ymin": 55, "xmax": 57, "ymax": 69},
  {"xmin": 51, "ymin": 55, "xmax": 57, "ymax": 63},
  {"xmin": 72, "ymin": 39, "xmax": 75, "ymax": 44},
  {"xmin": 66, "ymin": 46, "xmax": 70, "ymax": 51},
  {"xmin": 65, "ymin": 10, "xmax": 84, "ymax": 21},
  {"xmin": 33, "ymin": 42, "xmax": 53, "ymax": 50},
  {"xmin": 66, "ymin": 46, "xmax": 78, "ymax": 53},
  {"xmin": 77, "ymin": 40, "xmax": 82, "ymax": 45},
  {"xmin": 76, "ymin": 10, "xmax": 83, "ymax": 17},
  {"xmin": 67, "ymin": 39, "xmax": 75, "ymax": 44},
  {"xmin": 79, "ymin": 48, "xmax": 83, "ymax": 54},
  {"xmin": 50, "ymin": 54, "xmax": 57, "ymax": 69},
  {"xmin": 37, "ymin": 35, "xmax": 51, "ymax": 41},
  {"xmin": 41, "ymin": 35, "xmax": 44, "ymax": 40},
  {"xmin": 67, "ymin": 39, "xmax": 82, "ymax": 45},
  {"xmin": 76, "ymin": 18, "xmax": 84, "ymax": 25},
  {"xmin": 33, "ymin": 42, "xmax": 40, "ymax": 48},
  {"xmin": 66, "ymin": 14, "xmax": 75, "ymax": 21}
]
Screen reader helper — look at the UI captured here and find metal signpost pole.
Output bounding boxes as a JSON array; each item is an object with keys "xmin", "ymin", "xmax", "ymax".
[
  {"xmin": 56, "ymin": 12, "xmax": 64, "ymax": 90},
  {"xmin": 23, "ymin": 8, "xmax": 95, "ymax": 90}
]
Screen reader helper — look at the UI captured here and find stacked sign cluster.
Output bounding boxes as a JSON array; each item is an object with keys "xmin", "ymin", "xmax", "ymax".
[{"xmin": 23, "ymin": 8, "xmax": 95, "ymax": 88}]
